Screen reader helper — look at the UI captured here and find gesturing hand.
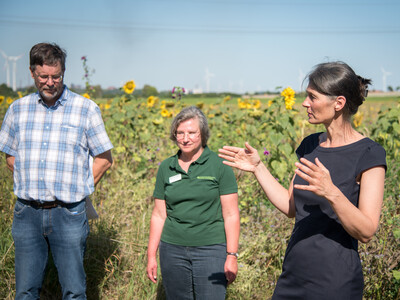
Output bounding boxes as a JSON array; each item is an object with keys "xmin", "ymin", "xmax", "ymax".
[
  {"xmin": 294, "ymin": 157, "xmax": 337, "ymax": 198},
  {"xmin": 218, "ymin": 142, "xmax": 261, "ymax": 173}
]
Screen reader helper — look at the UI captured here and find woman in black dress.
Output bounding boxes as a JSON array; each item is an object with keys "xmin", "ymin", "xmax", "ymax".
[{"xmin": 218, "ymin": 62, "xmax": 386, "ymax": 299}]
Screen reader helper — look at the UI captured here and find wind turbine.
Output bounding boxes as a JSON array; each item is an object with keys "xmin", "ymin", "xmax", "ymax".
[
  {"xmin": 204, "ymin": 68, "xmax": 215, "ymax": 93},
  {"xmin": 0, "ymin": 49, "xmax": 11, "ymax": 87},
  {"xmin": 381, "ymin": 67, "xmax": 392, "ymax": 92},
  {"xmin": 0, "ymin": 49, "xmax": 23, "ymax": 91}
]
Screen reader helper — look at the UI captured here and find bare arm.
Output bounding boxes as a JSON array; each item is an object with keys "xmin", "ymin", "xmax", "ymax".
[
  {"xmin": 6, "ymin": 154, "xmax": 15, "ymax": 172},
  {"xmin": 221, "ymin": 193, "xmax": 240, "ymax": 284},
  {"xmin": 219, "ymin": 142, "xmax": 295, "ymax": 217},
  {"xmin": 294, "ymin": 157, "xmax": 385, "ymax": 243},
  {"xmin": 93, "ymin": 150, "xmax": 113, "ymax": 186},
  {"xmin": 147, "ymin": 199, "xmax": 167, "ymax": 283}
]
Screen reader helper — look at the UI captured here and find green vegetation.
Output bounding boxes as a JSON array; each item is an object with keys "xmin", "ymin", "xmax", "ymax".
[{"xmin": 0, "ymin": 91, "xmax": 399, "ymax": 299}]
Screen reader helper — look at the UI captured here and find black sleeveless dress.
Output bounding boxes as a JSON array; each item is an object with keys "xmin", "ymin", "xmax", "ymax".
[{"xmin": 272, "ymin": 133, "xmax": 386, "ymax": 300}]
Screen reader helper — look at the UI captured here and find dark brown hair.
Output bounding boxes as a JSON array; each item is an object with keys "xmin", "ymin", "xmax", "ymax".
[
  {"xmin": 30, "ymin": 43, "xmax": 67, "ymax": 72},
  {"xmin": 305, "ymin": 61, "xmax": 371, "ymax": 117}
]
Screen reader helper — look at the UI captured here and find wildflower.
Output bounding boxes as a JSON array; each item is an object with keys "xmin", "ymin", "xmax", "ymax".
[
  {"xmin": 240, "ymin": 216, "xmax": 250, "ymax": 224},
  {"xmin": 82, "ymin": 93, "xmax": 90, "ymax": 99},
  {"xmin": 104, "ymin": 103, "xmax": 111, "ymax": 110},
  {"xmin": 263, "ymin": 148, "xmax": 270, "ymax": 156},
  {"xmin": 172, "ymin": 86, "xmax": 185, "ymax": 100},
  {"xmin": 6, "ymin": 97, "xmax": 13, "ymax": 105},
  {"xmin": 81, "ymin": 56, "xmax": 86, "ymax": 61},
  {"xmin": 17, "ymin": 91, "xmax": 23, "ymax": 99},
  {"xmin": 208, "ymin": 113, "xmax": 215, "ymax": 118},
  {"xmin": 268, "ymin": 100, "xmax": 273, "ymax": 107},
  {"xmin": 123, "ymin": 80, "xmax": 136, "ymax": 94},
  {"xmin": 353, "ymin": 111, "xmax": 363, "ymax": 127},
  {"xmin": 0, "ymin": 95, "xmax": 4, "ymax": 105}
]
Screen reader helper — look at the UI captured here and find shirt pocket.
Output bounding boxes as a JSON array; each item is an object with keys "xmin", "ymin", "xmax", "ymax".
[{"xmin": 58, "ymin": 124, "xmax": 87, "ymax": 152}]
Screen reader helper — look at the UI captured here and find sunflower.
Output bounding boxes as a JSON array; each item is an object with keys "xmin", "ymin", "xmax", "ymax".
[
  {"xmin": 0, "ymin": 95, "xmax": 4, "ymax": 106},
  {"xmin": 353, "ymin": 112, "xmax": 363, "ymax": 128},
  {"xmin": 252, "ymin": 99, "xmax": 261, "ymax": 109},
  {"xmin": 152, "ymin": 118, "xmax": 164, "ymax": 125},
  {"xmin": 82, "ymin": 93, "xmax": 90, "ymax": 99},
  {"xmin": 281, "ymin": 87, "xmax": 295, "ymax": 99},
  {"xmin": 196, "ymin": 102, "xmax": 204, "ymax": 109},
  {"xmin": 281, "ymin": 87, "xmax": 296, "ymax": 110},
  {"xmin": 161, "ymin": 109, "xmax": 172, "ymax": 118},
  {"xmin": 147, "ymin": 96, "xmax": 156, "ymax": 108},
  {"xmin": 123, "ymin": 80, "xmax": 136, "ymax": 94},
  {"xmin": 6, "ymin": 97, "xmax": 13, "ymax": 105},
  {"xmin": 223, "ymin": 95, "xmax": 231, "ymax": 102},
  {"xmin": 285, "ymin": 97, "xmax": 296, "ymax": 110}
]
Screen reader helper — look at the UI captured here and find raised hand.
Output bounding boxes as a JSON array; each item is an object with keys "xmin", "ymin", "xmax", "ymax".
[
  {"xmin": 293, "ymin": 157, "xmax": 337, "ymax": 198},
  {"xmin": 218, "ymin": 142, "xmax": 261, "ymax": 173}
]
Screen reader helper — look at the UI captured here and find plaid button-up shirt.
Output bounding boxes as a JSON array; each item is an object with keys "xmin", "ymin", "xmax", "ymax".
[{"xmin": 0, "ymin": 86, "xmax": 113, "ymax": 203}]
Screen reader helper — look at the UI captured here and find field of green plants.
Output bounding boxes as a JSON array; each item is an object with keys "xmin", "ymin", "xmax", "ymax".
[{"xmin": 0, "ymin": 87, "xmax": 399, "ymax": 299}]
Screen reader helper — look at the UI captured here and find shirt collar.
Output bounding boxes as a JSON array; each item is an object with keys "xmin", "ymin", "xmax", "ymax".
[
  {"xmin": 37, "ymin": 85, "xmax": 69, "ymax": 108},
  {"xmin": 169, "ymin": 145, "xmax": 211, "ymax": 170}
]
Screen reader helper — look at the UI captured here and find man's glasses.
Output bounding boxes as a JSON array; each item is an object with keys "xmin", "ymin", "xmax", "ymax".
[
  {"xmin": 175, "ymin": 131, "xmax": 200, "ymax": 140},
  {"xmin": 34, "ymin": 72, "xmax": 63, "ymax": 83}
]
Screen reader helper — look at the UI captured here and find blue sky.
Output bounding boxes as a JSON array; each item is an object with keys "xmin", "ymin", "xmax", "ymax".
[{"xmin": 0, "ymin": 0, "xmax": 399, "ymax": 94}]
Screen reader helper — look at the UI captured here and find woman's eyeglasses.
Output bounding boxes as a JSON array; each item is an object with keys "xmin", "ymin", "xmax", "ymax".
[{"xmin": 175, "ymin": 131, "xmax": 200, "ymax": 140}]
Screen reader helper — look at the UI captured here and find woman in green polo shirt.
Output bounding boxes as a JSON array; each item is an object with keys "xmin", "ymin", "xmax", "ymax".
[{"xmin": 147, "ymin": 106, "xmax": 240, "ymax": 299}]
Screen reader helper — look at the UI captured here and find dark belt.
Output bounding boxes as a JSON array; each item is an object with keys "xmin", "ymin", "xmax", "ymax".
[{"xmin": 17, "ymin": 198, "xmax": 77, "ymax": 209}]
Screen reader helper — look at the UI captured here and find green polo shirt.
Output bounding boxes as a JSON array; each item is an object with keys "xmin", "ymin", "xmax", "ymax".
[{"xmin": 153, "ymin": 146, "xmax": 238, "ymax": 246}]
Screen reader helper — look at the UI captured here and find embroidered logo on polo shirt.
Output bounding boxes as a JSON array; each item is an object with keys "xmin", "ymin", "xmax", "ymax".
[{"xmin": 197, "ymin": 176, "xmax": 216, "ymax": 180}]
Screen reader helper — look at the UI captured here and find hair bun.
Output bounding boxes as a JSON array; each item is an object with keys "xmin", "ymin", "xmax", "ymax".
[{"xmin": 357, "ymin": 75, "xmax": 372, "ymax": 98}]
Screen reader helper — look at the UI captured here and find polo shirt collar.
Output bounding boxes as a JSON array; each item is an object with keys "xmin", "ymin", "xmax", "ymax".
[
  {"xmin": 170, "ymin": 145, "xmax": 211, "ymax": 170},
  {"xmin": 37, "ymin": 85, "xmax": 69, "ymax": 108}
]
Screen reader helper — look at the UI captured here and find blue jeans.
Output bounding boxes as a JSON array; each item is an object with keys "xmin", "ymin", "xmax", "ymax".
[
  {"xmin": 159, "ymin": 241, "xmax": 227, "ymax": 300},
  {"xmin": 12, "ymin": 199, "xmax": 89, "ymax": 300}
]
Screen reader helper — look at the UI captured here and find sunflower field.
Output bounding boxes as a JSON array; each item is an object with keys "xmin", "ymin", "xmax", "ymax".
[{"xmin": 0, "ymin": 83, "xmax": 399, "ymax": 299}]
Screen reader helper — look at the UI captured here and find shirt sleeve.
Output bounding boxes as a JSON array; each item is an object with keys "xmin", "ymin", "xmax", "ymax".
[
  {"xmin": 153, "ymin": 163, "xmax": 166, "ymax": 200},
  {"xmin": 357, "ymin": 142, "xmax": 387, "ymax": 174},
  {"xmin": 218, "ymin": 160, "xmax": 238, "ymax": 195},
  {"xmin": 86, "ymin": 104, "xmax": 113, "ymax": 157},
  {"xmin": 0, "ymin": 105, "xmax": 17, "ymax": 156}
]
